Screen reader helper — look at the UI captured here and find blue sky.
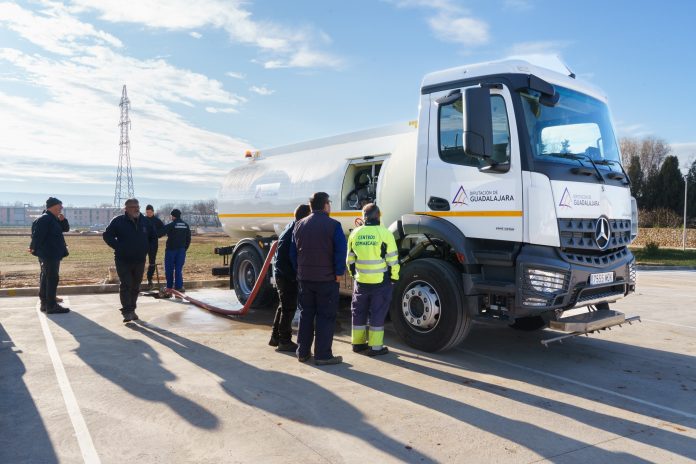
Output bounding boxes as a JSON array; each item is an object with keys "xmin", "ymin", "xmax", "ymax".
[{"xmin": 1, "ymin": 0, "xmax": 694, "ymax": 205}]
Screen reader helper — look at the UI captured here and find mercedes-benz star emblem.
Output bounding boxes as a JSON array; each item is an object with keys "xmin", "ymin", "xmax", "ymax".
[{"xmin": 595, "ymin": 217, "xmax": 611, "ymax": 250}]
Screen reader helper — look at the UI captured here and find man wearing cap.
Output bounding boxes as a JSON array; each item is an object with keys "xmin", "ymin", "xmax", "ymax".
[
  {"xmin": 103, "ymin": 198, "xmax": 158, "ymax": 322},
  {"xmin": 29, "ymin": 197, "xmax": 71, "ymax": 314},
  {"xmin": 144, "ymin": 204, "xmax": 164, "ymax": 289},
  {"xmin": 157, "ymin": 209, "xmax": 191, "ymax": 294}
]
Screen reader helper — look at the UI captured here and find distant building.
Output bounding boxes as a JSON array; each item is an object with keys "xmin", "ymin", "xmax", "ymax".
[{"xmin": 0, "ymin": 205, "xmax": 117, "ymax": 228}]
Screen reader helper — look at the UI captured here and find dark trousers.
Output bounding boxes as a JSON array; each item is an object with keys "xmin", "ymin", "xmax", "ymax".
[
  {"xmin": 146, "ymin": 245, "xmax": 158, "ymax": 282},
  {"xmin": 115, "ymin": 259, "xmax": 145, "ymax": 312},
  {"xmin": 272, "ymin": 277, "xmax": 298, "ymax": 343},
  {"xmin": 297, "ymin": 280, "xmax": 340, "ymax": 361},
  {"xmin": 351, "ymin": 282, "xmax": 392, "ymax": 327},
  {"xmin": 39, "ymin": 259, "xmax": 60, "ymax": 307},
  {"xmin": 164, "ymin": 248, "xmax": 186, "ymax": 289}
]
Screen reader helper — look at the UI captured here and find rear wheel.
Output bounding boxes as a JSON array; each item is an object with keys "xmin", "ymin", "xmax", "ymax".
[
  {"xmin": 389, "ymin": 258, "xmax": 472, "ymax": 352},
  {"xmin": 231, "ymin": 246, "xmax": 275, "ymax": 308}
]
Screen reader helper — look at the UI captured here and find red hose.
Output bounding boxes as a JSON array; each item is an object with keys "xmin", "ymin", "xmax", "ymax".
[{"xmin": 170, "ymin": 240, "xmax": 278, "ymax": 316}]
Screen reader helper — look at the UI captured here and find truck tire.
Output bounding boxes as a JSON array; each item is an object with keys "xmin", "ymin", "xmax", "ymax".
[
  {"xmin": 389, "ymin": 258, "xmax": 472, "ymax": 352},
  {"xmin": 231, "ymin": 246, "xmax": 275, "ymax": 308}
]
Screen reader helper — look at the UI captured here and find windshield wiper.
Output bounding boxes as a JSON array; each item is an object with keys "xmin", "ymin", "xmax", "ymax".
[
  {"xmin": 542, "ymin": 152, "xmax": 606, "ymax": 183},
  {"xmin": 593, "ymin": 159, "xmax": 631, "ymax": 185}
]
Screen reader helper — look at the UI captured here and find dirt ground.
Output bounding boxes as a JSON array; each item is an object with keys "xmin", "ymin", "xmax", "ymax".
[{"xmin": 0, "ymin": 233, "xmax": 232, "ymax": 288}]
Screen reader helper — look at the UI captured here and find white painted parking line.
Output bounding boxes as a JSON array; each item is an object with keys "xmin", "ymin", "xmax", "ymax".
[
  {"xmin": 642, "ymin": 319, "xmax": 696, "ymax": 330},
  {"xmin": 457, "ymin": 348, "xmax": 696, "ymax": 421},
  {"xmin": 37, "ymin": 304, "xmax": 101, "ymax": 464}
]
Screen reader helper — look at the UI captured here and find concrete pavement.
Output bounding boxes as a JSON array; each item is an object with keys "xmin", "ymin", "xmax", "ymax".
[{"xmin": 1, "ymin": 271, "xmax": 695, "ymax": 463}]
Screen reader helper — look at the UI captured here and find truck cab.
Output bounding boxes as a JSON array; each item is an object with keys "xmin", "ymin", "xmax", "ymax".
[{"xmin": 390, "ymin": 60, "xmax": 637, "ymax": 351}]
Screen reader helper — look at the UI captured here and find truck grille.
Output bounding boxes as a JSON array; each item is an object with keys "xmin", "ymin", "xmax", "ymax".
[
  {"xmin": 558, "ymin": 218, "xmax": 632, "ymax": 252},
  {"xmin": 561, "ymin": 247, "xmax": 630, "ymax": 266}
]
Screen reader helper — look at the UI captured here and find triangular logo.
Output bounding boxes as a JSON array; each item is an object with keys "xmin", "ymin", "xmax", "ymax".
[
  {"xmin": 559, "ymin": 187, "xmax": 572, "ymax": 208},
  {"xmin": 452, "ymin": 186, "xmax": 468, "ymax": 205}
]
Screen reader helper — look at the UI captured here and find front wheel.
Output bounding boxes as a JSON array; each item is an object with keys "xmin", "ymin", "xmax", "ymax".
[
  {"xmin": 389, "ymin": 258, "xmax": 472, "ymax": 352},
  {"xmin": 231, "ymin": 246, "xmax": 275, "ymax": 308}
]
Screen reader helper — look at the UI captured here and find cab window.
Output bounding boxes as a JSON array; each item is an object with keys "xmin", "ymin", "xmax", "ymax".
[{"xmin": 438, "ymin": 94, "xmax": 511, "ymax": 166}]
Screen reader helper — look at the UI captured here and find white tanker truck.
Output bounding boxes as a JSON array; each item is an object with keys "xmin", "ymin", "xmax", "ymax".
[{"xmin": 215, "ymin": 59, "xmax": 638, "ymax": 351}]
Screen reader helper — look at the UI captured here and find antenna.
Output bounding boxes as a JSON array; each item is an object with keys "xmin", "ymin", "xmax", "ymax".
[{"xmin": 114, "ymin": 84, "xmax": 134, "ymax": 208}]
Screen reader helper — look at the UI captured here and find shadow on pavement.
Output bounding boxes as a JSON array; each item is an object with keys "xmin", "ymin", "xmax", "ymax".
[
  {"xmin": 128, "ymin": 320, "xmax": 432, "ymax": 462},
  {"xmin": 50, "ymin": 313, "xmax": 219, "ymax": 430},
  {"xmin": 0, "ymin": 323, "xmax": 58, "ymax": 464}
]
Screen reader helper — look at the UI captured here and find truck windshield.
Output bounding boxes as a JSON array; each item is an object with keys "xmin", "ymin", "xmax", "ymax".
[{"xmin": 521, "ymin": 85, "xmax": 622, "ymax": 172}]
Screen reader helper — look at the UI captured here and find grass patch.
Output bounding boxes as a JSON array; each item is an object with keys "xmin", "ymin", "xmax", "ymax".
[{"xmin": 630, "ymin": 246, "xmax": 696, "ymax": 266}]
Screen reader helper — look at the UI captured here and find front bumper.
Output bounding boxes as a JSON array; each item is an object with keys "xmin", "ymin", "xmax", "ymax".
[{"xmin": 514, "ymin": 244, "xmax": 636, "ymax": 317}]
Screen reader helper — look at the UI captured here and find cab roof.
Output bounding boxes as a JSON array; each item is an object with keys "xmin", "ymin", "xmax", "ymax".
[{"xmin": 420, "ymin": 59, "xmax": 607, "ymax": 103}]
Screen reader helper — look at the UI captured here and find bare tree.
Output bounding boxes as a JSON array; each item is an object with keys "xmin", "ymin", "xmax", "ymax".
[{"xmin": 639, "ymin": 136, "xmax": 671, "ymax": 173}]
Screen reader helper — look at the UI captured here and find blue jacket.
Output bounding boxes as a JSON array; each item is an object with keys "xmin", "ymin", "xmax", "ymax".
[
  {"xmin": 103, "ymin": 213, "xmax": 157, "ymax": 263},
  {"xmin": 30, "ymin": 212, "xmax": 69, "ymax": 261},
  {"xmin": 158, "ymin": 218, "xmax": 191, "ymax": 250},
  {"xmin": 290, "ymin": 211, "xmax": 347, "ymax": 282},
  {"xmin": 273, "ymin": 221, "xmax": 296, "ymax": 281}
]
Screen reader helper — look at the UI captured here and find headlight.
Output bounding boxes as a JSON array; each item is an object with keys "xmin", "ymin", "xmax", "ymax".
[{"xmin": 527, "ymin": 268, "xmax": 567, "ymax": 293}]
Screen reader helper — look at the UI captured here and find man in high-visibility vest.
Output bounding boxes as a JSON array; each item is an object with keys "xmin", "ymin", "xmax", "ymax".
[{"xmin": 346, "ymin": 203, "xmax": 400, "ymax": 356}]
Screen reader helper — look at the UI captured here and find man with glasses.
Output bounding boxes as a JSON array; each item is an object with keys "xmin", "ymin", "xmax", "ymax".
[
  {"xmin": 103, "ymin": 198, "xmax": 158, "ymax": 322},
  {"xmin": 290, "ymin": 192, "xmax": 347, "ymax": 366}
]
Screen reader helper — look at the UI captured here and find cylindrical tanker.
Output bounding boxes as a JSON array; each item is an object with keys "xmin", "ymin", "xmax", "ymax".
[{"xmin": 218, "ymin": 123, "xmax": 418, "ymax": 240}]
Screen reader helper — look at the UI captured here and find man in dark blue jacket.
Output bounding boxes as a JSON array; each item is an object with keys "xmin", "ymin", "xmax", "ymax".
[
  {"xmin": 157, "ymin": 209, "xmax": 191, "ymax": 294},
  {"xmin": 29, "ymin": 197, "xmax": 70, "ymax": 314},
  {"xmin": 269, "ymin": 203, "xmax": 311, "ymax": 352},
  {"xmin": 290, "ymin": 192, "xmax": 347, "ymax": 366},
  {"xmin": 144, "ymin": 204, "xmax": 164, "ymax": 289},
  {"xmin": 103, "ymin": 198, "xmax": 157, "ymax": 322}
]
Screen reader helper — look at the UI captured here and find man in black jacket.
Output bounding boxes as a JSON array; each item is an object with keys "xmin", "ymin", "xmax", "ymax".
[
  {"xmin": 158, "ymin": 209, "xmax": 191, "ymax": 294},
  {"xmin": 269, "ymin": 203, "xmax": 311, "ymax": 352},
  {"xmin": 144, "ymin": 204, "xmax": 164, "ymax": 289},
  {"xmin": 103, "ymin": 198, "xmax": 157, "ymax": 322},
  {"xmin": 29, "ymin": 197, "xmax": 70, "ymax": 314}
]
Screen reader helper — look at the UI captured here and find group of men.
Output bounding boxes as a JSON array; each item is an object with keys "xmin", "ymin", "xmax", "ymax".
[
  {"xmin": 30, "ymin": 192, "xmax": 401, "ymax": 362},
  {"xmin": 30, "ymin": 197, "xmax": 191, "ymax": 322},
  {"xmin": 269, "ymin": 192, "xmax": 400, "ymax": 366}
]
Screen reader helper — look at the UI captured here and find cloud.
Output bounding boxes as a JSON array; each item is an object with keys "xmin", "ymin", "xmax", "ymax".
[
  {"xmin": 0, "ymin": 3, "xmax": 252, "ymax": 199},
  {"xmin": 669, "ymin": 143, "xmax": 696, "ymax": 172},
  {"xmin": 503, "ymin": 0, "xmax": 533, "ymax": 11},
  {"xmin": 205, "ymin": 106, "xmax": 238, "ymax": 113},
  {"xmin": 225, "ymin": 71, "xmax": 245, "ymax": 79},
  {"xmin": 189, "ymin": 31, "xmax": 202, "ymax": 39},
  {"xmin": 387, "ymin": 0, "xmax": 489, "ymax": 46},
  {"xmin": 249, "ymin": 85, "xmax": 274, "ymax": 96},
  {"xmin": 68, "ymin": 0, "xmax": 342, "ymax": 69}
]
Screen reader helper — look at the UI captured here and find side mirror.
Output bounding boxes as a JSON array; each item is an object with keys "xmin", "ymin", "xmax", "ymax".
[{"xmin": 464, "ymin": 87, "xmax": 493, "ymax": 161}]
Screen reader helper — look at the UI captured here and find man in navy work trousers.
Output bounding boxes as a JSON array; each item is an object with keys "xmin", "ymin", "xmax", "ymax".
[
  {"xmin": 103, "ymin": 198, "xmax": 157, "ymax": 322},
  {"xmin": 144, "ymin": 204, "xmax": 164, "ymax": 289},
  {"xmin": 346, "ymin": 203, "xmax": 400, "ymax": 356},
  {"xmin": 269, "ymin": 203, "xmax": 311, "ymax": 352},
  {"xmin": 290, "ymin": 192, "xmax": 347, "ymax": 366},
  {"xmin": 29, "ymin": 197, "xmax": 71, "ymax": 314},
  {"xmin": 158, "ymin": 208, "xmax": 191, "ymax": 294}
]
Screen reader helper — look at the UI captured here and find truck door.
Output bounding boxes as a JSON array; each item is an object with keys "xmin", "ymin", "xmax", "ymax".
[{"xmin": 425, "ymin": 85, "xmax": 523, "ymax": 242}]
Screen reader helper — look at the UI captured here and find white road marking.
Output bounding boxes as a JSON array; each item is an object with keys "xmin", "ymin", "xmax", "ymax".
[
  {"xmin": 642, "ymin": 319, "xmax": 696, "ymax": 330},
  {"xmin": 37, "ymin": 304, "xmax": 101, "ymax": 464},
  {"xmin": 457, "ymin": 348, "xmax": 696, "ymax": 421}
]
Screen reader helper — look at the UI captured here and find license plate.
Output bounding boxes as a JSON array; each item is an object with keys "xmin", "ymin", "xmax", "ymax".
[{"xmin": 590, "ymin": 272, "xmax": 614, "ymax": 285}]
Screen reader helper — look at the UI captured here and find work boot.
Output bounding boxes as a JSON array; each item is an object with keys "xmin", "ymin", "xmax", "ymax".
[
  {"xmin": 46, "ymin": 304, "xmax": 70, "ymax": 314},
  {"xmin": 297, "ymin": 353, "xmax": 312, "ymax": 363},
  {"xmin": 122, "ymin": 311, "xmax": 134, "ymax": 323},
  {"xmin": 314, "ymin": 356, "xmax": 343, "ymax": 366},
  {"xmin": 174, "ymin": 287, "xmax": 185, "ymax": 293},
  {"xmin": 366, "ymin": 347, "xmax": 389, "ymax": 357},
  {"xmin": 130, "ymin": 311, "xmax": 139, "ymax": 321},
  {"xmin": 276, "ymin": 341, "xmax": 298, "ymax": 352},
  {"xmin": 268, "ymin": 335, "xmax": 279, "ymax": 347},
  {"xmin": 352, "ymin": 343, "xmax": 369, "ymax": 353},
  {"xmin": 40, "ymin": 302, "xmax": 47, "ymax": 312}
]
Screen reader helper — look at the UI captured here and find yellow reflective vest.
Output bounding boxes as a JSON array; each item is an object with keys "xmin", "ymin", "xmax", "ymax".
[{"xmin": 346, "ymin": 224, "xmax": 400, "ymax": 284}]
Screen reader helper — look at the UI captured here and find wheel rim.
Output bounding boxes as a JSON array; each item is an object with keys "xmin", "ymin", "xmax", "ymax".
[
  {"xmin": 401, "ymin": 280, "xmax": 441, "ymax": 333},
  {"xmin": 238, "ymin": 260, "xmax": 256, "ymax": 296}
]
